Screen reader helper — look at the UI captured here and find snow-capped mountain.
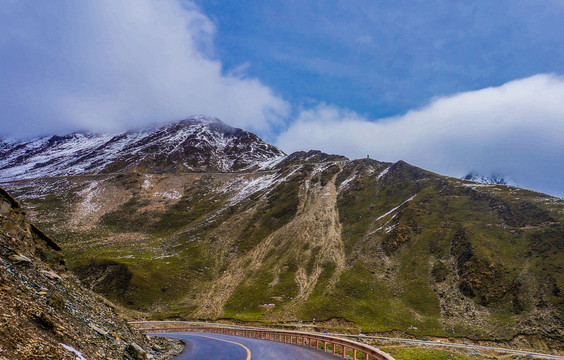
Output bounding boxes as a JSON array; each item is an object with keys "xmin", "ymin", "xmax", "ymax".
[
  {"xmin": 462, "ymin": 171, "xmax": 513, "ymax": 185},
  {"xmin": 0, "ymin": 116, "xmax": 285, "ymax": 180}
]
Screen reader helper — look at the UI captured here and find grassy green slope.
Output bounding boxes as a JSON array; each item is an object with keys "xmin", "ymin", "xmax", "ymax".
[{"xmin": 4, "ymin": 158, "xmax": 563, "ymax": 346}]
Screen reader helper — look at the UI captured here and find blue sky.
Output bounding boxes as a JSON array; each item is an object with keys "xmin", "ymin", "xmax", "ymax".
[
  {"xmin": 194, "ymin": 0, "xmax": 564, "ymax": 117},
  {"xmin": 0, "ymin": 0, "xmax": 563, "ymax": 196}
]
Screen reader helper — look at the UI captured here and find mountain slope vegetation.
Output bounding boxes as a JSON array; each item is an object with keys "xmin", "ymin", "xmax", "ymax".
[{"xmin": 1, "ymin": 118, "xmax": 562, "ymax": 352}]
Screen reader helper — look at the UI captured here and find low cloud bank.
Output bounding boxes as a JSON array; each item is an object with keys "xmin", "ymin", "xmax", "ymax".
[
  {"xmin": 277, "ymin": 74, "xmax": 564, "ymax": 197},
  {"xmin": 1, "ymin": 2, "xmax": 562, "ymax": 196},
  {"xmin": 0, "ymin": 0, "xmax": 288, "ymax": 136}
]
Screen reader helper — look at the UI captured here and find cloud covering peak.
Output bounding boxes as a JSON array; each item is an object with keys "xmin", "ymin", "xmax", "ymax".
[
  {"xmin": 0, "ymin": 0, "xmax": 288, "ymax": 137},
  {"xmin": 276, "ymin": 74, "xmax": 564, "ymax": 197},
  {"xmin": 1, "ymin": 1, "xmax": 563, "ymax": 197}
]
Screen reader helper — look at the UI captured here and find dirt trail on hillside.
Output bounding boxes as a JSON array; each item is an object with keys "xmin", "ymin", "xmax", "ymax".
[{"xmin": 193, "ymin": 170, "xmax": 346, "ymax": 319}]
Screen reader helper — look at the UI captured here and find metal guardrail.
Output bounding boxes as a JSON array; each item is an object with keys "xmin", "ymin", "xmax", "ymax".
[
  {"xmin": 139, "ymin": 325, "xmax": 395, "ymax": 360},
  {"xmin": 133, "ymin": 321, "xmax": 564, "ymax": 360}
]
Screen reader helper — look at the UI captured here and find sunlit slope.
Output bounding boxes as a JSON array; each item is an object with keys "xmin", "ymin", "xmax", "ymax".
[{"xmin": 5, "ymin": 156, "xmax": 563, "ymax": 344}]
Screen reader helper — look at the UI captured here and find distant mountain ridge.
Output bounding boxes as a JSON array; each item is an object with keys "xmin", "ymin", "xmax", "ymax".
[
  {"xmin": 462, "ymin": 171, "xmax": 513, "ymax": 186},
  {"xmin": 0, "ymin": 116, "xmax": 285, "ymax": 180}
]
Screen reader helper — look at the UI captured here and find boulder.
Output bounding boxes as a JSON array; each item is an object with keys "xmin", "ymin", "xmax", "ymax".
[{"xmin": 127, "ymin": 342, "xmax": 147, "ymax": 360}]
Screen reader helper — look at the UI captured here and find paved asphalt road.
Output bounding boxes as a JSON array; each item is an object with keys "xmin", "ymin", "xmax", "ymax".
[{"xmin": 147, "ymin": 332, "xmax": 339, "ymax": 360}]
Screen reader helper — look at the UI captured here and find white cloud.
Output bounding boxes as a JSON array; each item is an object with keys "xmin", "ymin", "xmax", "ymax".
[
  {"xmin": 0, "ymin": 0, "xmax": 289, "ymax": 136},
  {"xmin": 2, "ymin": 2, "xmax": 562, "ymax": 197},
  {"xmin": 276, "ymin": 74, "xmax": 564, "ymax": 197}
]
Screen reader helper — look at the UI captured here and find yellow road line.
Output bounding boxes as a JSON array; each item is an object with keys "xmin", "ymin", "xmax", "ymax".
[{"xmin": 187, "ymin": 333, "xmax": 252, "ymax": 360}]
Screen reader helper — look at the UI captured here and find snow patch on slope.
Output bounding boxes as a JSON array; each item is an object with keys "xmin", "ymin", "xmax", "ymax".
[
  {"xmin": 0, "ymin": 116, "xmax": 286, "ymax": 180},
  {"xmin": 375, "ymin": 194, "xmax": 417, "ymax": 221},
  {"xmin": 377, "ymin": 166, "xmax": 391, "ymax": 180},
  {"xmin": 78, "ymin": 180, "xmax": 103, "ymax": 214},
  {"xmin": 60, "ymin": 344, "xmax": 88, "ymax": 360}
]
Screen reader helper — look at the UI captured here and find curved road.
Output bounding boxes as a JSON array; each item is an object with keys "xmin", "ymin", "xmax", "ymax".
[
  {"xmin": 141, "ymin": 322, "xmax": 564, "ymax": 360},
  {"xmin": 147, "ymin": 332, "xmax": 338, "ymax": 360}
]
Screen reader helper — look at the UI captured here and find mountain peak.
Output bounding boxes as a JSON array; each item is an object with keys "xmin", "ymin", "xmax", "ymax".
[
  {"xmin": 166, "ymin": 115, "xmax": 226, "ymax": 130},
  {"xmin": 182, "ymin": 115, "xmax": 224, "ymax": 125},
  {"xmin": 0, "ymin": 117, "xmax": 285, "ymax": 179},
  {"xmin": 462, "ymin": 171, "xmax": 513, "ymax": 185}
]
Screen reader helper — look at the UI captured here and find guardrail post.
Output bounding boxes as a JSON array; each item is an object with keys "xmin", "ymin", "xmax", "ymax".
[
  {"xmin": 316, "ymin": 339, "xmax": 319, "ymax": 349},
  {"xmin": 324, "ymin": 342, "xmax": 327, "ymax": 352},
  {"xmin": 342, "ymin": 346, "xmax": 346, "ymax": 358},
  {"xmin": 333, "ymin": 343, "xmax": 336, "ymax": 355},
  {"xmin": 302, "ymin": 337, "xmax": 305, "ymax": 346},
  {"xmin": 353, "ymin": 349, "xmax": 357, "ymax": 359},
  {"xmin": 365, "ymin": 353, "xmax": 369, "ymax": 360}
]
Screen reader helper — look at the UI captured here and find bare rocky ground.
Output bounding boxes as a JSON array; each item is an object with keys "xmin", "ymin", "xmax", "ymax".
[{"xmin": 0, "ymin": 187, "xmax": 183, "ymax": 360}]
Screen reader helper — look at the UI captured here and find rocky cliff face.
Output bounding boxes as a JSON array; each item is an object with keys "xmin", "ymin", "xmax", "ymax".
[
  {"xmin": 2, "ymin": 118, "xmax": 563, "ymax": 352},
  {"xmin": 0, "ymin": 187, "xmax": 181, "ymax": 359}
]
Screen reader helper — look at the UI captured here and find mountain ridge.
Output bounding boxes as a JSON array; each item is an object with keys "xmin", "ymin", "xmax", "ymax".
[
  {"xmin": 0, "ymin": 115, "xmax": 286, "ymax": 180},
  {"xmin": 462, "ymin": 172, "xmax": 514, "ymax": 186},
  {"xmin": 2, "ymin": 116, "xmax": 563, "ymax": 353}
]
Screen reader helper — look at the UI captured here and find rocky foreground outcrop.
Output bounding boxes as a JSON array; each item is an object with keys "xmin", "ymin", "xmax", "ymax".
[{"xmin": 0, "ymin": 187, "xmax": 182, "ymax": 359}]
